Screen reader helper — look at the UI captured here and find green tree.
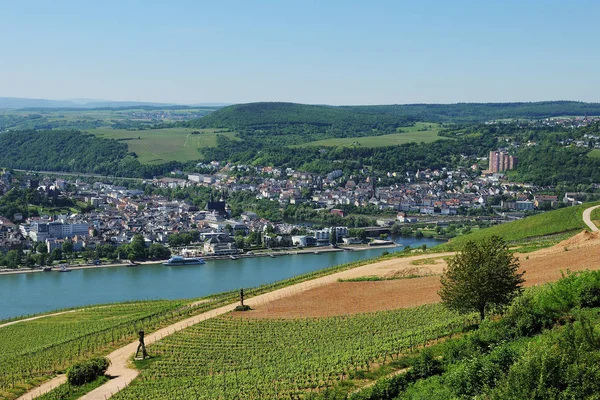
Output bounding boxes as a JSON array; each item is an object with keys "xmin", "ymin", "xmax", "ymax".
[
  {"xmin": 400, "ymin": 227, "xmax": 412, "ymax": 237},
  {"xmin": 24, "ymin": 253, "xmax": 35, "ymax": 268},
  {"xmin": 148, "ymin": 243, "xmax": 171, "ymax": 260},
  {"xmin": 51, "ymin": 248, "xmax": 63, "ymax": 262},
  {"xmin": 62, "ymin": 241, "xmax": 74, "ymax": 260},
  {"xmin": 439, "ymin": 236, "xmax": 524, "ymax": 320},
  {"xmin": 81, "ymin": 249, "xmax": 93, "ymax": 263},
  {"xmin": 235, "ymin": 236, "xmax": 245, "ymax": 250},
  {"xmin": 330, "ymin": 230, "xmax": 337, "ymax": 245},
  {"xmin": 129, "ymin": 234, "xmax": 147, "ymax": 260},
  {"xmin": 35, "ymin": 242, "xmax": 48, "ymax": 254},
  {"xmin": 36, "ymin": 252, "xmax": 48, "ymax": 267},
  {"xmin": 5, "ymin": 250, "xmax": 22, "ymax": 269}
]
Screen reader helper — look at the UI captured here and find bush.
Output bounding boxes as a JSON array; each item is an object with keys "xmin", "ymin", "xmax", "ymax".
[
  {"xmin": 577, "ymin": 274, "xmax": 600, "ymax": 308},
  {"xmin": 407, "ymin": 349, "xmax": 442, "ymax": 381},
  {"xmin": 67, "ymin": 357, "xmax": 109, "ymax": 386},
  {"xmin": 349, "ymin": 373, "xmax": 408, "ymax": 400}
]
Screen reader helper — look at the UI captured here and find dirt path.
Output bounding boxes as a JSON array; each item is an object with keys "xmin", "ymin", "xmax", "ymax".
[
  {"xmin": 15, "ymin": 376, "xmax": 67, "ymax": 400},
  {"xmin": 0, "ymin": 310, "xmax": 82, "ymax": 330},
  {"xmin": 582, "ymin": 204, "xmax": 600, "ymax": 232}
]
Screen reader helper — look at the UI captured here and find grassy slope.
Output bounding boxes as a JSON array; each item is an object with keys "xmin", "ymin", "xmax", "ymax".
[
  {"xmin": 442, "ymin": 201, "xmax": 600, "ymax": 250},
  {"xmin": 587, "ymin": 149, "xmax": 600, "ymax": 158},
  {"xmin": 88, "ymin": 128, "xmax": 238, "ymax": 164},
  {"xmin": 592, "ymin": 207, "xmax": 600, "ymax": 223},
  {"xmin": 293, "ymin": 122, "xmax": 446, "ymax": 148}
]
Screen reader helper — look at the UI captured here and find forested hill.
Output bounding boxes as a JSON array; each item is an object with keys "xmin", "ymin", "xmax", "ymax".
[
  {"xmin": 0, "ymin": 130, "xmax": 181, "ymax": 178},
  {"xmin": 185, "ymin": 102, "xmax": 415, "ymax": 133},
  {"xmin": 188, "ymin": 101, "xmax": 600, "ymax": 127}
]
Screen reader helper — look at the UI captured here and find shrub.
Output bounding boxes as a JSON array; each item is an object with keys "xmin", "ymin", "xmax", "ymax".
[
  {"xmin": 577, "ymin": 273, "xmax": 600, "ymax": 308},
  {"xmin": 407, "ymin": 349, "xmax": 442, "ymax": 380},
  {"xmin": 67, "ymin": 357, "xmax": 109, "ymax": 386},
  {"xmin": 349, "ymin": 374, "xmax": 408, "ymax": 400}
]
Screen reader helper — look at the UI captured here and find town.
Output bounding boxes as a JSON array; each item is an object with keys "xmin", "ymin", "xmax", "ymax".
[{"xmin": 0, "ymin": 151, "xmax": 589, "ymax": 270}]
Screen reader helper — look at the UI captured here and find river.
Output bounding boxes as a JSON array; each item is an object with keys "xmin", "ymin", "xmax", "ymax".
[{"xmin": 0, "ymin": 236, "xmax": 444, "ymax": 320}]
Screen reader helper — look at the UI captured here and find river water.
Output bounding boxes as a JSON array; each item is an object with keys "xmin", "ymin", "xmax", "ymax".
[{"xmin": 0, "ymin": 236, "xmax": 444, "ymax": 320}]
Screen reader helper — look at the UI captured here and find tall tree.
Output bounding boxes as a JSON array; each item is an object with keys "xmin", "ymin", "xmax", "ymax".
[
  {"xmin": 439, "ymin": 236, "xmax": 524, "ymax": 320},
  {"xmin": 129, "ymin": 234, "xmax": 147, "ymax": 260}
]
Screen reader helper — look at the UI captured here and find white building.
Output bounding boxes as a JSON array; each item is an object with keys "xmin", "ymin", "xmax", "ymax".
[{"xmin": 29, "ymin": 222, "xmax": 89, "ymax": 242}]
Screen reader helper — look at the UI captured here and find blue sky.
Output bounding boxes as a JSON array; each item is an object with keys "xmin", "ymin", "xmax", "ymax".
[{"xmin": 1, "ymin": 0, "xmax": 599, "ymax": 105}]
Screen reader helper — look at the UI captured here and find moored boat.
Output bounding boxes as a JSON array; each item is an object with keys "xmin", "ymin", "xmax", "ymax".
[{"xmin": 163, "ymin": 256, "xmax": 205, "ymax": 266}]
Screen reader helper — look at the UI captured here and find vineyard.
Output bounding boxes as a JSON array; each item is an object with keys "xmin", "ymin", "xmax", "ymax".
[
  {"xmin": 114, "ymin": 305, "xmax": 476, "ymax": 399},
  {"xmin": 0, "ymin": 297, "xmax": 236, "ymax": 400}
]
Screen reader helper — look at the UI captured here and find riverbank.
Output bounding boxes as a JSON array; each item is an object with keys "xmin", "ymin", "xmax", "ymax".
[
  {"xmin": 0, "ymin": 244, "xmax": 401, "ymax": 276},
  {"xmin": 0, "ymin": 260, "xmax": 162, "ymax": 275}
]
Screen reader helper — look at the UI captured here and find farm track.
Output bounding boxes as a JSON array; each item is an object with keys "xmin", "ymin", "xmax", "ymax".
[
  {"xmin": 0, "ymin": 310, "xmax": 81, "ymax": 330},
  {"xmin": 582, "ymin": 204, "xmax": 600, "ymax": 231},
  {"xmin": 16, "ymin": 376, "xmax": 67, "ymax": 400}
]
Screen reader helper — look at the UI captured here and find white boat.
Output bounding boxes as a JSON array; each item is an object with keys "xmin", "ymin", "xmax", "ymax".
[{"xmin": 163, "ymin": 256, "xmax": 205, "ymax": 266}]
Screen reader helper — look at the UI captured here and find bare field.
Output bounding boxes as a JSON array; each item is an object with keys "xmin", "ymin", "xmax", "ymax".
[{"xmin": 236, "ymin": 231, "xmax": 600, "ymax": 319}]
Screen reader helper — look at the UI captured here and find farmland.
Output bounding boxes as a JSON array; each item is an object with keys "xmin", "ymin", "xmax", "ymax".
[
  {"xmin": 294, "ymin": 122, "xmax": 445, "ymax": 148},
  {"xmin": 113, "ymin": 306, "xmax": 473, "ymax": 400},
  {"xmin": 0, "ymin": 299, "xmax": 232, "ymax": 400},
  {"xmin": 88, "ymin": 127, "xmax": 239, "ymax": 164}
]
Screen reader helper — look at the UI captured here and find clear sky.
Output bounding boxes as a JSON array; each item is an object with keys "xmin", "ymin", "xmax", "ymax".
[{"xmin": 1, "ymin": 0, "xmax": 599, "ymax": 105}]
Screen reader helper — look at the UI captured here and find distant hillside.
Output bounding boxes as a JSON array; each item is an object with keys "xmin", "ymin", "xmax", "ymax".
[
  {"xmin": 186, "ymin": 102, "xmax": 414, "ymax": 131},
  {"xmin": 189, "ymin": 101, "xmax": 600, "ymax": 128},
  {"xmin": 343, "ymin": 101, "xmax": 600, "ymax": 122},
  {"xmin": 0, "ymin": 97, "xmax": 179, "ymax": 109},
  {"xmin": 444, "ymin": 201, "xmax": 600, "ymax": 250},
  {"xmin": 0, "ymin": 130, "xmax": 182, "ymax": 178}
]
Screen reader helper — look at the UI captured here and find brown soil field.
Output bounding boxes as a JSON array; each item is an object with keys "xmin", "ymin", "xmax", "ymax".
[{"xmin": 236, "ymin": 231, "xmax": 600, "ymax": 319}]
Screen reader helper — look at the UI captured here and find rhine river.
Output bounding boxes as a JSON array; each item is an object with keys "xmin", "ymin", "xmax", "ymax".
[{"xmin": 0, "ymin": 236, "xmax": 444, "ymax": 320}]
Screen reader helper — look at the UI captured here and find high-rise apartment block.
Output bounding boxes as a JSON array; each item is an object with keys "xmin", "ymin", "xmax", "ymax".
[{"xmin": 488, "ymin": 150, "xmax": 517, "ymax": 173}]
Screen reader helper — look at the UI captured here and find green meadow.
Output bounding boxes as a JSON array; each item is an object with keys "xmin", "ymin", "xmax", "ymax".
[
  {"xmin": 295, "ymin": 122, "xmax": 446, "ymax": 148},
  {"xmin": 89, "ymin": 128, "xmax": 239, "ymax": 164},
  {"xmin": 587, "ymin": 149, "xmax": 600, "ymax": 158}
]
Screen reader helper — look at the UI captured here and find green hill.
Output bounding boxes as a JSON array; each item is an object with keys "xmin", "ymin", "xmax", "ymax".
[
  {"xmin": 444, "ymin": 201, "xmax": 600, "ymax": 250},
  {"xmin": 0, "ymin": 130, "xmax": 183, "ymax": 178},
  {"xmin": 188, "ymin": 101, "xmax": 600, "ymax": 129},
  {"xmin": 185, "ymin": 102, "xmax": 414, "ymax": 134},
  {"xmin": 342, "ymin": 101, "xmax": 600, "ymax": 122}
]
